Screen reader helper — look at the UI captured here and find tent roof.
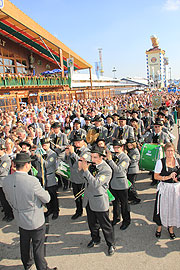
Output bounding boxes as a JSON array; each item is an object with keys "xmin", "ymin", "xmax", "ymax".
[{"xmin": 0, "ymin": 0, "xmax": 92, "ymax": 70}]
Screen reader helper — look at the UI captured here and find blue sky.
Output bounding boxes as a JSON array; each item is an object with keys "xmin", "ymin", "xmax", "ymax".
[{"xmin": 9, "ymin": 0, "xmax": 180, "ymax": 79}]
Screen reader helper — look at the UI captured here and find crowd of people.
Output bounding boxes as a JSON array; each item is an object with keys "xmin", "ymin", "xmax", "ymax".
[{"xmin": 1, "ymin": 90, "xmax": 180, "ymax": 269}]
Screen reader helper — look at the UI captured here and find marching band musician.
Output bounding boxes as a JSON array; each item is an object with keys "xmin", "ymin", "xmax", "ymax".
[
  {"xmin": 91, "ymin": 115, "xmax": 108, "ymax": 140},
  {"xmin": 65, "ymin": 132, "xmax": 91, "ymax": 220},
  {"xmin": 50, "ymin": 122, "xmax": 69, "ymax": 190},
  {"xmin": 131, "ymin": 110, "xmax": 145, "ymax": 135},
  {"xmin": 145, "ymin": 119, "xmax": 170, "ymax": 145},
  {"xmin": 78, "ymin": 145, "xmax": 115, "ymax": 256},
  {"xmin": 112, "ymin": 113, "xmax": 119, "ymax": 125},
  {"xmin": 0, "ymin": 143, "xmax": 13, "ymax": 222},
  {"xmin": 125, "ymin": 138, "xmax": 141, "ymax": 205},
  {"xmin": 113, "ymin": 114, "xmax": 134, "ymax": 142},
  {"xmin": 130, "ymin": 118, "xmax": 144, "ymax": 146},
  {"xmin": 40, "ymin": 138, "xmax": 59, "ymax": 220},
  {"xmin": 160, "ymin": 106, "xmax": 175, "ymax": 131},
  {"xmin": 69, "ymin": 120, "xmax": 87, "ymax": 142},
  {"xmin": 106, "ymin": 139, "xmax": 131, "ymax": 230},
  {"xmin": 145, "ymin": 119, "xmax": 170, "ymax": 186},
  {"xmin": 82, "ymin": 115, "xmax": 93, "ymax": 132},
  {"xmin": 2, "ymin": 152, "xmax": 57, "ymax": 270},
  {"xmin": 104, "ymin": 114, "xmax": 118, "ymax": 143},
  {"xmin": 141, "ymin": 109, "xmax": 154, "ymax": 132},
  {"xmin": 50, "ymin": 122, "xmax": 69, "ymax": 153},
  {"xmin": 19, "ymin": 141, "xmax": 32, "ymax": 155}
]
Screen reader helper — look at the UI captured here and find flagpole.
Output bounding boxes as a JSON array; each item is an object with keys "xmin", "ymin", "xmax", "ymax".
[{"xmin": 41, "ymin": 155, "xmax": 45, "ymax": 187}]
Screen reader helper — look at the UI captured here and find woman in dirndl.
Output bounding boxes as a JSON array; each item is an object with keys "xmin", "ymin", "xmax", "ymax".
[{"xmin": 153, "ymin": 142, "xmax": 180, "ymax": 239}]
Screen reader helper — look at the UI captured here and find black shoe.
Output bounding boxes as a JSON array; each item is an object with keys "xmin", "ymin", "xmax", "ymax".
[
  {"xmin": 71, "ymin": 212, "xmax": 82, "ymax": 220},
  {"xmin": 168, "ymin": 227, "xmax": 176, "ymax": 239},
  {"xmin": 155, "ymin": 230, "xmax": 161, "ymax": 238},
  {"xmin": 47, "ymin": 267, "xmax": 58, "ymax": 270},
  {"xmin": 130, "ymin": 199, "xmax": 141, "ymax": 205},
  {"xmin": 111, "ymin": 218, "xmax": 120, "ymax": 226},
  {"xmin": 44, "ymin": 211, "xmax": 53, "ymax": 217},
  {"xmin": 87, "ymin": 239, "xmax": 101, "ymax": 248},
  {"xmin": 120, "ymin": 223, "xmax": 130, "ymax": 230},
  {"xmin": 108, "ymin": 245, "xmax": 115, "ymax": 256},
  {"xmin": 63, "ymin": 186, "xmax": 68, "ymax": 191},
  {"xmin": 52, "ymin": 213, "xmax": 59, "ymax": 220},
  {"xmin": 150, "ymin": 181, "xmax": 157, "ymax": 186}
]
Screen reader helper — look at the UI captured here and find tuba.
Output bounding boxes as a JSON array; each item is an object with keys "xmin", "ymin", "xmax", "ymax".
[{"xmin": 86, "ymin": 129, "xmax": 99, "ymax": 144}]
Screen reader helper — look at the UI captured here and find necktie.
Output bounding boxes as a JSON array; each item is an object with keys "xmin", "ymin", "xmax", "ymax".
[{"xmin": 76, "ymin": 149, "xmax": 81, "ymax": 156}]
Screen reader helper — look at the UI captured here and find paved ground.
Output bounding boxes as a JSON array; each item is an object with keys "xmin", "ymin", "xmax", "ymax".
[{"xmin": 0, "ymin": 125, "xmax": 180, "ymax": 270}]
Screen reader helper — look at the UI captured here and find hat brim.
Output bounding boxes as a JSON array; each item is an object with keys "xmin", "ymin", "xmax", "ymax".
[
  {"xmin": 91, "ymin": 151, "xmax": 106, "ymax": 157},
  {"xmin": 13, "ymin": 157, "xmax": 35, "ymax": 163},
  {"xmin": 19, "ymin": 142, "xmax": 31, "ymax": 149},
  {"xmin": 154, "ymin": 122, "xmax": 163, "ymax": 126}
]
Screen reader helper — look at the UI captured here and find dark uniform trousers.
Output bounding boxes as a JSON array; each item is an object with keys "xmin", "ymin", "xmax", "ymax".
[
  {"xmin": 86, "ymin": 203, "xmax": 114, "ymax": 247},
  {"xmin": 0, "ymin": 187, "xmax": 13, "ymax": 218},
  {"xmin": 19, "ymin": 223, "xmax": 47, "ymax": 270},
  {"xmin": 110, "ymin": 188, "xmax": 131, "ymax": 225},
  {"xmin": 46, "ymin": 185, "xmax": 59, "ymax": 214},
  {"xmin": 72, "ymin": 183, "xmax": 83, "ymax": 214},
  {"xmin": 127, "ymin": 174, "xmax": 139, "ymax": 201}
]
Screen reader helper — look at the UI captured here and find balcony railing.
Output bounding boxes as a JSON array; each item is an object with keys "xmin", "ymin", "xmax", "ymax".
[{"xmin": 0, "ymin": 74, "xmax": 71, "ymax": 88}]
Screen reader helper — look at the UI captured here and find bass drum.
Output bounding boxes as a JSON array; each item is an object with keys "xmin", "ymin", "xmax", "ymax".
[{"xmin": 139, "ymin": 143, "xmax": 164, "ymax": 171}]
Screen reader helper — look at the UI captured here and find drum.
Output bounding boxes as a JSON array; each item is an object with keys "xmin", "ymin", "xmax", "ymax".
[
  {"xmin": 56, "ymin": 161, "xmax": 71, "ymax": 179},
  {"xmin": 139, "ymin": 143, "xmax": 164, "ymax": 171}
]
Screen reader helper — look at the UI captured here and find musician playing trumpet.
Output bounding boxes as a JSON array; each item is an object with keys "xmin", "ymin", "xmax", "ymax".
[
  {"xmin": 78, "ymin": 145, "xmax": 115, "ymax": 256},
  {"xmin": 106, "ymin": 139, "xmax": 131, "ymax": 230},
  {"xmin": 65, "ymin": 132, "xmax": 90, "ymax": 220}
]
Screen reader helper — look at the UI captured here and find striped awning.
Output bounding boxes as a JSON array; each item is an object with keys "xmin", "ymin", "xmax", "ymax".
[{"xmin": 0, "ymin": 0, "xmax": 92, "ymax": 70}]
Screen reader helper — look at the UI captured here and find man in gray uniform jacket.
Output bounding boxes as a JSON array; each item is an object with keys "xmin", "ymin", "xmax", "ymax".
[
  {"xmin": 41, "ymin": 138, "xmax": 59, "ymax": 220},
  {"xmin": 145, "ymin": 119, "xmax": 170, "ymax": 145},
  {"xmin": 104, "ymin": 114, "xmax": 118, "ymax": 143},
  {"xmin": 91, "ymin": 115, "xmax": 108, "ymax": 140},
  {"xmin": 2, "ymin": 153, "xmax": 57, "ymax": 270},
  {"xmin": 65, "ymin": 132, "xmax": 90, "ymax": 219},
  {"xmin": 69, "ymin": 120, "xmax": 87, "ymax": 142},
  {"xmin": 78, "ymin": 145, "xmax": 115, "ymax": 256},
  {"xmin": 107, "ymin": 139, "xmax": 131, "ymax": 230},
  {"xmin": 113, "ymin": 114, "xmax": 134, "ymax": 142},
  {"xmin": 145, "ymin": 119, "xmax": 170, "ymax": 186},
  {"xmin": 0, "ymin": 143, "xmax": 13, "ymax": 222},
  {"xmin": 50, "ymin": 122, "xmax": 69, "ymax": 190}
]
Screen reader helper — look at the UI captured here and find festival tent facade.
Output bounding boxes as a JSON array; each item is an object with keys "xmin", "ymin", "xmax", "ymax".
[{"xmin": 0, "ymin": 0, "xmax": 93, "ymax": 110}]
